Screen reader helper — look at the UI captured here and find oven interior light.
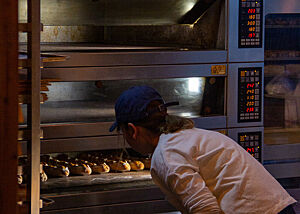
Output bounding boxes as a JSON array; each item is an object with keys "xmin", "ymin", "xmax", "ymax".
[
  {"xmin": 185, "ymin": 2, "xmax": 196, "ymax": 13},
  {"xmin": 180, "ymin": 112, "xmax": 192, "ymax": 117},
  {"xmin": 188, "ymin": 78, "xmax": 200, "ymax": 93}
]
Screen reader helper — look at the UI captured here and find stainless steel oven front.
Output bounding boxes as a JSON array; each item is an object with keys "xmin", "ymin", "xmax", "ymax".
[{"xmin": 18, "ymin": 0, "xmax": 266, "ymax": 213}]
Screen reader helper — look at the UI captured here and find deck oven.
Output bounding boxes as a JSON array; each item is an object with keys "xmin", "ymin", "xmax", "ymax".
[{"xmin": 18, "ymin": 0, "xmax": 265, "ymax": 213}]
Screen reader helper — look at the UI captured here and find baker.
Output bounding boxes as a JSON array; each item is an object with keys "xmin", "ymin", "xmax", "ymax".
[{"xmin": 109, "ymin": 85, "xmax": 297, "ymax": 214}]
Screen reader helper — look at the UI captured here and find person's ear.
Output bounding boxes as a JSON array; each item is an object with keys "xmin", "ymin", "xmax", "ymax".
[{"xmin": 127, "ymin": 123, "xmax": 138, "ymax": 140}]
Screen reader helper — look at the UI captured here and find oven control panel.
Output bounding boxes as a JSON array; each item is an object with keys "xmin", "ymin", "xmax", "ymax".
[
  {"xmin": 238, "ymin": 132, "xmax": 261, "ymax": 162},
  {"xmin": 238, "ymin": 67, "xmax": 262, "ymax": 123},
  {"xmin": 239, "ymin": 0, "xmax": 263, "ymax": 48}
]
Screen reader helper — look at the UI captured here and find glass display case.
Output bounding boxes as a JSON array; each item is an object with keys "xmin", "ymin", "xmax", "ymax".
[{"xmin": 263, "ymin": 1, "xmax": 300, "ymax": 194}]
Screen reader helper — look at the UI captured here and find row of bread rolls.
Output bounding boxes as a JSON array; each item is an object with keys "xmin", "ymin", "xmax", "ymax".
[
  {"xmin": 79, "ymin": 150, "xmax": 151, "ymax": 170},
  {"xmin": 78, "ymin": 152, "xmax": 151, "ymax": 171},
  {"xmin": 17, "ymin": 152, "xmax": 151, "ymax": 181}
]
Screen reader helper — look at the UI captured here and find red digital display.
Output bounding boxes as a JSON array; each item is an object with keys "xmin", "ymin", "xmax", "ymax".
[
  {"xmin": 246, "ymin": 148, "xmax": 255, "ymax": 153},
  {"xmin": 247, "ymin": 83, "xmax": 255, "ymax": 88},
  {"xmin": 246, "ymin": 107, "xmax": 254, "ymax": 113},
  {"xmin": 248, "ymin": 8, "xmax": 256, "ymax": 13},
  {"xmin": 239, "ymin": 0, "xmax": 262, "ymax": 48},
  {"xmin": 238, "ymin": 132, "xmax": 261, "ymax": 162},
  {"xmin": 238, "ymin": 67, "xmax": 262, "ymax": 122},
  {"xmin": 248, "ymin": 33, "xmax": 256, "ymax": 38}
]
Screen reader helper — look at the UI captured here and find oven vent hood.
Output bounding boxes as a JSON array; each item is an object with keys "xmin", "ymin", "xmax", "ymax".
[{"xmin": 32, "ymin": 0, "xmax": 218, "ymax": 26}]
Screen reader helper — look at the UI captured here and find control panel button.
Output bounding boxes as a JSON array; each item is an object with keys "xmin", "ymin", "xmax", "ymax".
[
  {"xmin": 238, "ymin": 132, "xmax": 262, "ymax": 162},
  {"xmin": 238, "ymin": 67, "xmax": 262, "ymax": 123}
]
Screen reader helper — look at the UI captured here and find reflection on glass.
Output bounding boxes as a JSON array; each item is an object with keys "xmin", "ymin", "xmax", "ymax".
[
  {"xmin": 20, "ymin": 77, "xmax": 225, "ymax": 124},
  {"xmin": 188, "ymin": 77, "xmax": 203, "ymax": 93},
  {"xmin": 264, "ymin": 14, "xmax": 300, "ymax": 145},
  {"xmin": 180, "ymin": 112, "xmax": 193, "ymax": 117}
]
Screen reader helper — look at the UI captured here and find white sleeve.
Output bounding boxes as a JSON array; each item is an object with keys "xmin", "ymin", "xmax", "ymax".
[
  {"xmin": 166, "ymin": 165, "xmax": 222, "ymax": 214},
  {"xmin": 151, "ymin": 170, "xmax": 187, "ymax": 212}
]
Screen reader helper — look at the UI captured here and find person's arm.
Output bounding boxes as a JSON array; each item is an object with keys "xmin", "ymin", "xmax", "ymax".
[{"xmin": 166, "ymin": 165, "xmax": 222, "ymax": 214}]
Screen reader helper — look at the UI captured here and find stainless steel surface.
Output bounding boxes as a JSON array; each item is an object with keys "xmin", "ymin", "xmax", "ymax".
[
  {"xmin": 42, "ymin": 64, "xmax": 227, "ymax": 81},
  {"xmin": 101, "ymin": 0, "xmax": 224, "ymax": 49},
  {"xmin": 41, "ymin": 200, "xmax": 175, "ymax": 214},
  {"xmin": 20, "ymin": 135, "xmax": 129, "ymax": 155},
  {"xmin": 41, "ymin": 171, "xmax": 152, "ymax": 189},
  {"xmin": 265, "ymin": 0, "xmax": 300, "ymax": 15},
  {"xmin": 227, "ymin": 63, "xmax": 264, "ymax": 128},
  {"xmin": 41, "ymin": 49, "xmax": 227, "ymax": 67},
  {"xmin": 193, "ymin": 116, "xmax": 226, "ymax": 129},
  {"xmin": 20, "ymin": 77, "xmax": 225, "ymax": 130},
  {"xmin": 38, "ymin": 79, "xmax": 200, "ymax": 122},
  {"xmin": 264, "ymin": 163, "xmax": 300, "ymax": 179},
  {"xmin": 41, "ymin": 122, "xmax": 116, "ymax": 139},
  {"xmin": 27, "ymin": 0, "xmax": 41, "ymax": 213},
  {"xmin": 41, "ymin": 186, "xmax": 175, "ymax": 214},
  {"xmin": 19, "ymin": 0, "xmax": 217, "ymax": 26},
  {"xmin": 227, "ymin": 0, "xmax": 264, "ymax": 62},
  {"xmin": 19, "ymin": 116, "xmax": 226, "ymax": 155},
  {"xmin": 39, "ymin": 44, "xmax": 175, "ymax": 51},
  {"xmin": 18, "ymin": 0, "xmax": 225, "ymax": 49},
  {"xmin": 37, "ymin": 101, "xmax": 205, "ymax": 123},
  {"xmin": 264, "ymin": 143, "xmax": 300, "ymax": 160}
]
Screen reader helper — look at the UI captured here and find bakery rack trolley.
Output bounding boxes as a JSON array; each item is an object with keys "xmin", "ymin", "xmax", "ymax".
[{"xmin": 18, "ymin": 0, "xmax": 41, "ymax": 213}]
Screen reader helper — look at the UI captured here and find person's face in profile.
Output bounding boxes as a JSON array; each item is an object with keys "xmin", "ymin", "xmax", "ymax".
[{"xmin": 122, "ymin": 124, "xmax": 155, "ymax": 155}]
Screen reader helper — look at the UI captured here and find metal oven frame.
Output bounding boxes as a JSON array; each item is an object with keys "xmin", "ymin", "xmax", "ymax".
[{"xmin": 20, "ymin": 0, "xmax": 267, "ymax": 213}]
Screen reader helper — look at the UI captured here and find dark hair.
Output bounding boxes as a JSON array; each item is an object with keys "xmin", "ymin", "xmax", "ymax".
[{"xmin": 120, "ymin": 100, "xmax": 194, "ymax": 135}]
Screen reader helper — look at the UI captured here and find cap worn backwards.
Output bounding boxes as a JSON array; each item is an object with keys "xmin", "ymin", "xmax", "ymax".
[{"xmin": 109, "ymin": 86, "xmax": 164, "ymax": 132}]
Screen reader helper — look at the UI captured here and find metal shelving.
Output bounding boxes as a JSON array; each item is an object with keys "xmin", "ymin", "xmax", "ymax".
[{"xmin": 18, "ymin": 0, "xmax": 42, "ymax": 213}]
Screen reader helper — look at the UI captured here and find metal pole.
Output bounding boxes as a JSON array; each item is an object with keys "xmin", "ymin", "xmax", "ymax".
[{"xmin": 27, "ymin": 0, "xmax": 41, "ymax": 213}]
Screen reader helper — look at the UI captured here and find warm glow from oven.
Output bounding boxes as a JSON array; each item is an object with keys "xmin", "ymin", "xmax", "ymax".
[
  {"xmin": 188, "ymin": 78, "xmax": 200, "ymax": 93},
  {"xmin": 180, "ymin": 112, "xmax": 192, "ymax": 117},
  {"xmin": 185, "ymin": 1, "xmax": 196, "ymax": 13}
]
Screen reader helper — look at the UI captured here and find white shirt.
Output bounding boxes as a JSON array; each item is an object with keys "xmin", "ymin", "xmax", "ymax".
[{"xmin": 150, "ymin": 128, "xmax": 296, "ymax": 214}]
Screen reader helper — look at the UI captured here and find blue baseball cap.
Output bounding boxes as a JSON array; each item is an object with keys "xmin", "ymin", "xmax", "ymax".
[{"xmin": 109, "ymin": 86, "xmax": 179, "ymax": 132}]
